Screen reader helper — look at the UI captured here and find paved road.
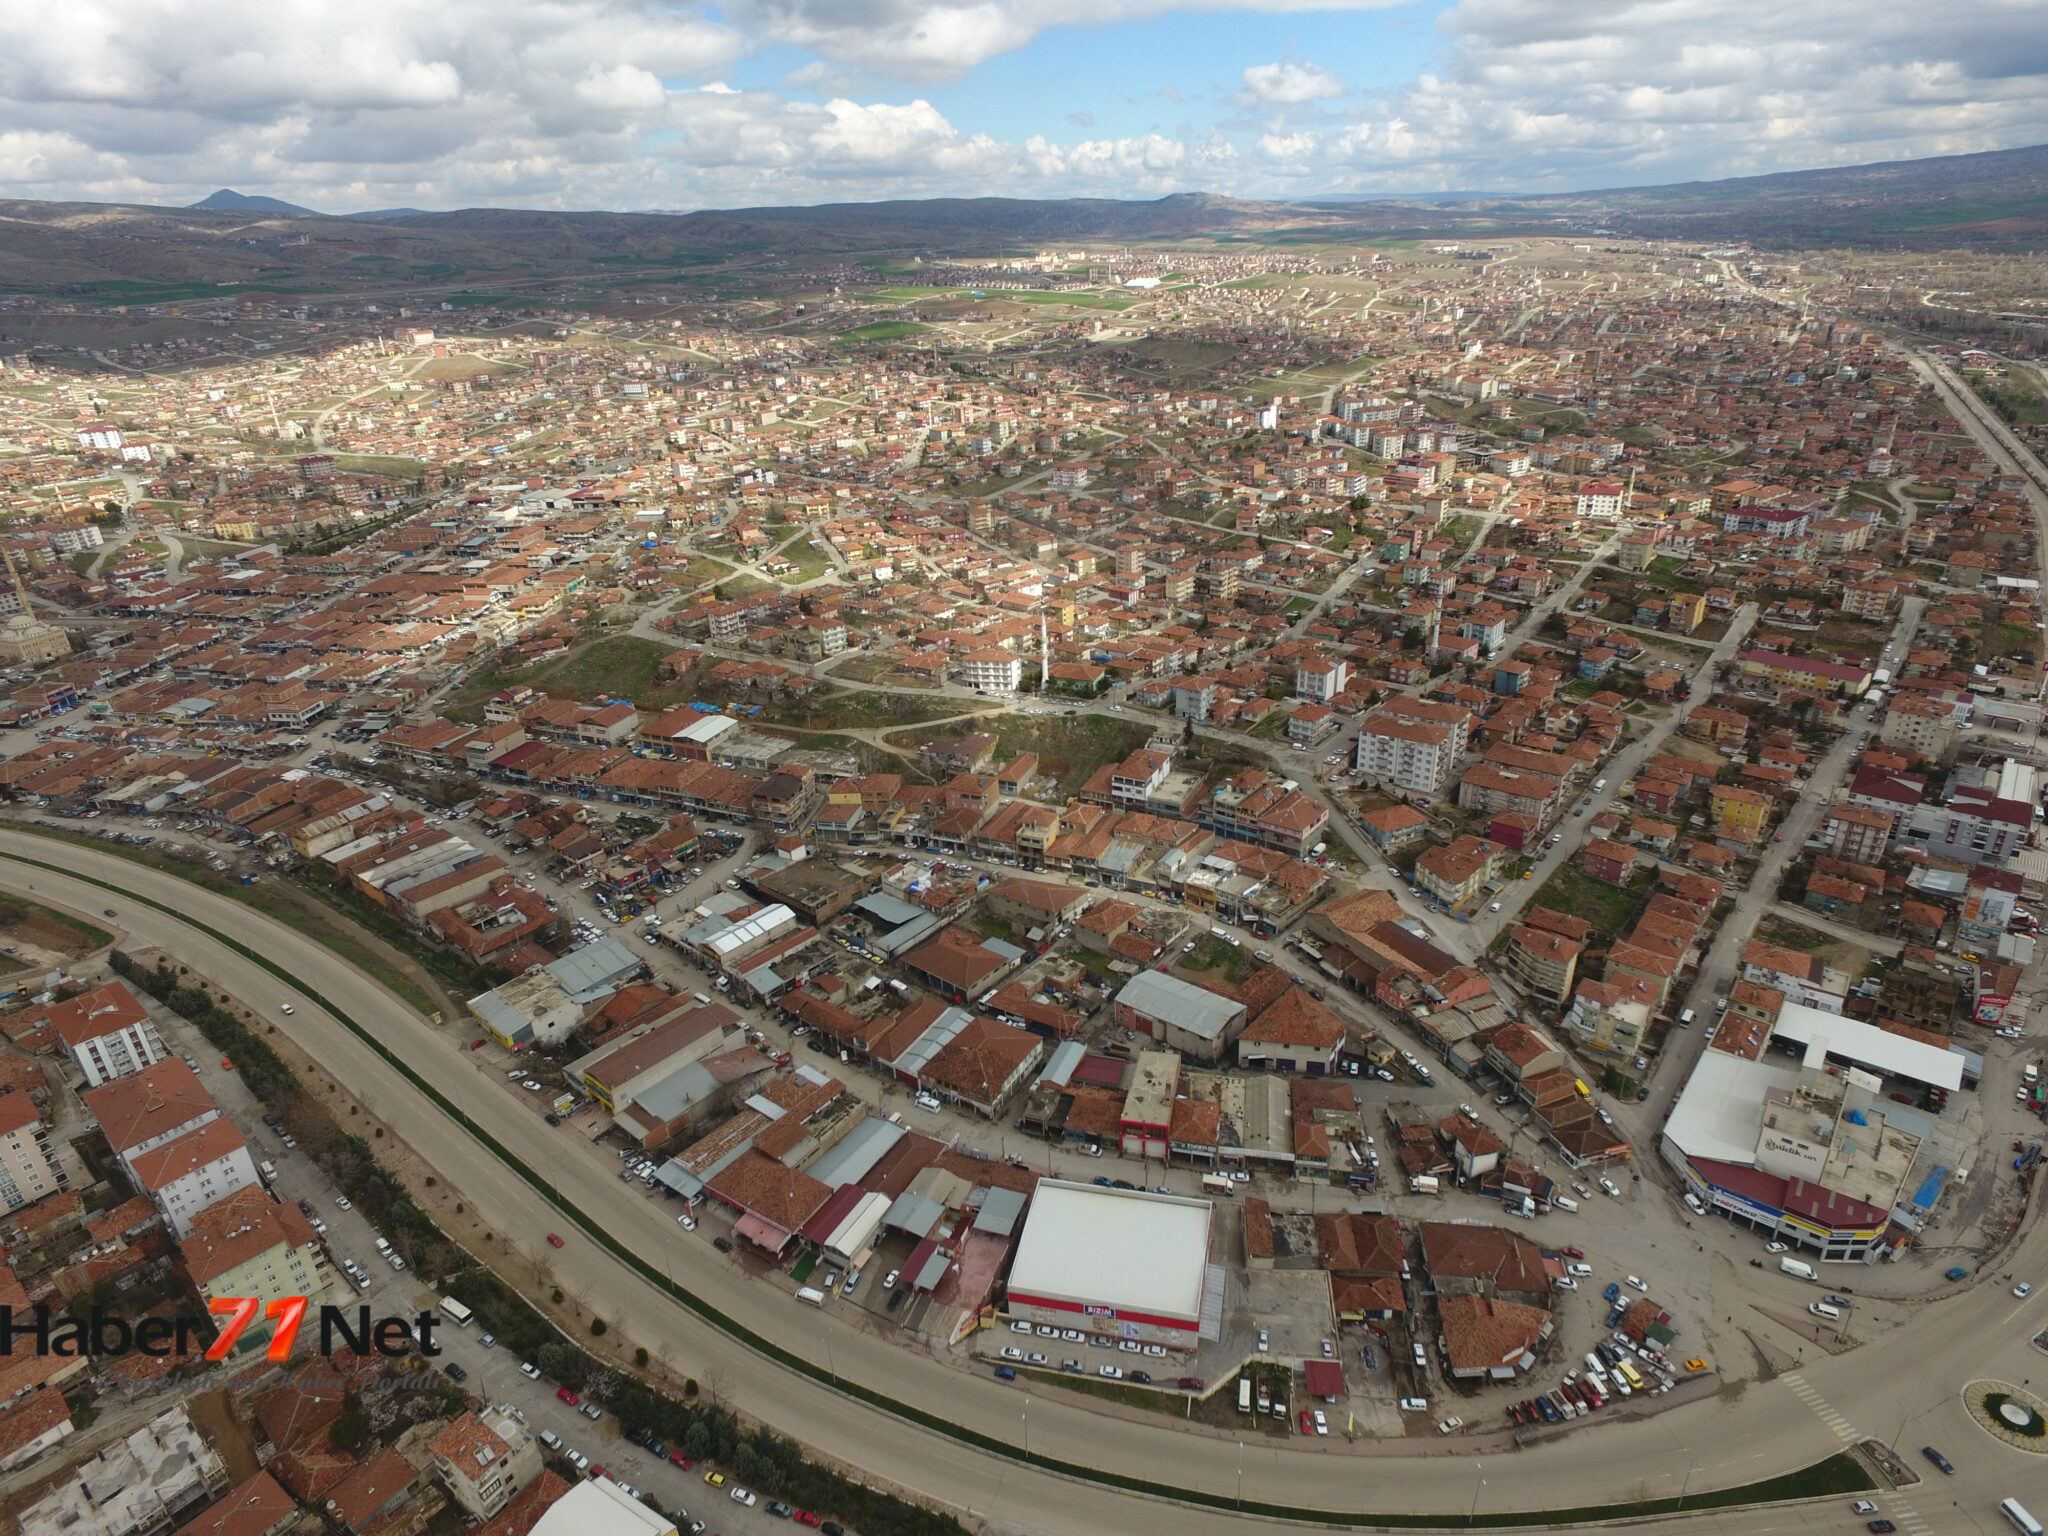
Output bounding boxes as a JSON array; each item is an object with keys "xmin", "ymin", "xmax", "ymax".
[{"xmin": 13, "ymin": 837, "xmax": 2048, "ymax": 1533}]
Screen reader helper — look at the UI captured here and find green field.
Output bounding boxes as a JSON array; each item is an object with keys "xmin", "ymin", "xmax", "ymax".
[
  {"xmin": 1529, "ymin": 863, "xmax": 1647, "ymax": 944},
  {"xmin": 891, "ymin": 710, "xmax": 1150, "ymax": 792},
  {"xmin": 839, "ymin": 321, "xmax": 928, "ymax": 342}
]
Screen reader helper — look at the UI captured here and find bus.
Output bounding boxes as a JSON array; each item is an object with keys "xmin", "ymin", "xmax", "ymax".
[
  {"xmin": 438, "ymin": 1297, "xmax": 473, "ymax": 1328},
  {"xmin": 2003, "ymin": 1498, "xmax": 2044, "ymax": 1536},
  {"xmin": 1238, "ymin": 1379, "xmax": 1253, "ymax": 1414}
]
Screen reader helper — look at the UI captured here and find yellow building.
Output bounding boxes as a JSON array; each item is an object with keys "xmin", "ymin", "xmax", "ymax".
[
  {"xmin": 180, "ymin": 1193, "xmax": 334, "ymax": 1346},
  {"xmin": 1709, "ymin": 782, "xmax": 1771, "ymax": 838}
]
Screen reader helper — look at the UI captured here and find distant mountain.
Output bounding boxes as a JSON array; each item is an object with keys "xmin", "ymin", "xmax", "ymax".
[
  {"xmin": 189, "ymin": 189, "xmax": 317, "ymax": 215},
  {"xmin": 1, "ymin": 141, "xmax": 2041, "ymax": 297}
]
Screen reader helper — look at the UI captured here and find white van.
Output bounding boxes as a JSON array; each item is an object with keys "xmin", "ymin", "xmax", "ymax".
[
  {"xmin": 1678, "ymin": 1007, "xmax": 1696, "ymax": 1028},
  {"xmin": 1808, "ymin": 1302, "xmax": 1841, "ymax": 1320},
  {"xmin": 794, "ymin": 1286, "xmax": 826, "ymax": 1307},
  {"xmin": 1552, "ymin": 1194, "xmax": 1579, "ymax": 1213}
]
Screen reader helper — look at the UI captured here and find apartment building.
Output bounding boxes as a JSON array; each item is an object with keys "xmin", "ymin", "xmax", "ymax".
[
  {"xmin": 179, "ymin": 1190, "xmax": 334, "ymax": 1329},
  {"xmin": 1504, "ymin": 924, "xmax": 1583, "ymax": 1007},
  {"xmin": 0, "ymin": 1092, "xmax": 65, "ymax": 1212},
  {"xmin": 85, "ymin": 1060, "xmax": 261, "ymax": 1237},
  {"xmin": 957, "ymin": 647, "xmax": 1023, "ymax": 693},
  {"xmin": 1356, "ymin": 710, "xmax": 1457, "ymax": 793},
  {"xmin": 430, "ymin": 1408, "xmax": 547, "ymax": 1520},
  {"xmin": 40, "ymin": 981, "xmax": 166, "ymax": 1087},
  {"xmin": 1295, "ymin": 657, "xmax": 1350, "ymax": 703}
]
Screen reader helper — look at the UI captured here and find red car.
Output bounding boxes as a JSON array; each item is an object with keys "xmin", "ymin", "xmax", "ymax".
[
  {"xmin": 1560, "ymin": 1245, "xmax": 1585, "ymax": 1260},
  {"xmin": 1298, "ymin": 1410, "xmax": 1314, "ymax": 1436},
  {"xmin": 557, "ymin": 1388, "xmax": 579, "ymax": 1405},
  {"xmin": 589, "ymin": 1466, "xmax": 606, "ymax": 1482},
  {"xmin": 469, "ymin": 1039, "xmax": 486, "ymax": 1050},
  {"xmin": 794, "ymin": 1515, "xmax": 822, "ymax": 1528},
  {"xmin": 547, "ymin": 1233, "xmax": 564, "ymax": 1248},
  {"xmin": 668, "ymin": 1451, "xmax": 692, "ymax": 1469}
]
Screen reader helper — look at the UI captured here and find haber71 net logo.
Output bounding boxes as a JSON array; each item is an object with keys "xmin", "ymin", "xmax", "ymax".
[{"xmin": 0, "ymin": 1301, "xmax": 443, "ymax": 1362}]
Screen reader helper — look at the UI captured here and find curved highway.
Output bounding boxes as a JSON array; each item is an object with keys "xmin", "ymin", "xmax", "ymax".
[{"xmin": 11, "ymin": 832, "xmax": 2048, "ymax": 1533}]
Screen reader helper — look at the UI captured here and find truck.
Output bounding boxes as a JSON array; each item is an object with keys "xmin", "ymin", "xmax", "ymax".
[
  {"xmin": 1201, "ymin": 1173, "xmax": 1236, "ymax": 1197},
  {"xmin": 1410, "ymin": 1175, "xmax": 1440, "ymax": 1195},
  {"xmin": 1779, "ymin": 1257, "xmax": 1817, "ymax": 1281}
]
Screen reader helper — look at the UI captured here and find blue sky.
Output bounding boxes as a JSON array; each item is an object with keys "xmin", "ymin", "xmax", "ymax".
[{"xmin": 1, "ymin": 0, "xmax": 2044, "ymax": 210}]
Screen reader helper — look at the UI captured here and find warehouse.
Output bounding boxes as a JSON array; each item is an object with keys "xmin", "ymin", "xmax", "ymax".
[
  {"xmin": 1113, "ymin": 970, "xmax": 1248, "ymax": 1064},
  {"xmin": 1005, "ymin": 1179, "xmax": 1216, "ymax": 1346}
]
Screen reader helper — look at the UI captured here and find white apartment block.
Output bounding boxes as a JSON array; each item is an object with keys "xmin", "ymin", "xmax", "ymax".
[
  {"xmin": 430, "ymin": 1408, "xmax": 548, "ymax": 1520},
  {"xmin": 1355, "ymin": 712, "xmax": 1457, "ymax": 792},
  {"xmin": 1294, "ymin": 657, "xmax": 1350, "ymax": 703},
  {"xmin": 43, "ymin": 981, "xmax": 166, "ymax": 1087},
  {"xmin": 957, "ymin": 647, "xmax": 1023, "ymax": 693},
  {"xmin": 0, "ymin": 1093, "xmax": 65, "ymax": 1212}
]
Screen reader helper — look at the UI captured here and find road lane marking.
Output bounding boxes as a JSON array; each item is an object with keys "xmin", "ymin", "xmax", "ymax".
[{"xmin": 1781, "ymin": 1373, "xmax": 1859, "ymax": 1441}]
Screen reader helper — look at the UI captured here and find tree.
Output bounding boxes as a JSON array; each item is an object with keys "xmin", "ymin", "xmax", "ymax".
[{"xmin": 329, "ymin": 1392, "xmax": 369, "ymax": 1454}]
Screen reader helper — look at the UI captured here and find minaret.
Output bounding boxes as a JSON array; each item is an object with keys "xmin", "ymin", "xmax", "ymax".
[
  {"xmin": 1039, "ymin": 610, "xmax": 1050, "ymax": 690},
  {"xmin": 3, "ymin": 546, "xmax": 33, "ymax": 616}
]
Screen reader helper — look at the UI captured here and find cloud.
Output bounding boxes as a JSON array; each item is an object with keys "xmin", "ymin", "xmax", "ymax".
[
  {"xmin": 1241, "ymin": 60, "xmax": 1346, "ymax": 104},
  {"xmin": 0, "ymin": 0, "xmax": 2044, "ymax": 210},
  {"xmin": 723, "ymin": 0, "xmax": 1404, "ymax": 82}
]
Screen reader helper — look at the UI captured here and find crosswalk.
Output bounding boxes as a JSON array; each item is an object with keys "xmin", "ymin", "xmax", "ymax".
[
  {"xmin": 1783, "ymin": 1374, "xmax": 1934, "ymax": 1534},
  {"xmin": 1782, "ymin": 1372, "xmax": 1860, "ymax": 1443}
]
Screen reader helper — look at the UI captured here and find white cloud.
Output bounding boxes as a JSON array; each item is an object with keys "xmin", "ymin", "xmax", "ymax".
[
  {"xmin": 725, "ymin": 0, "xmax": 1404, "ymax": 82},
  {"xmin": 0, "ymin": 0, "xmax": 2043, "ymax": 210},
  {"xmin": 1241, "ymin": 60, "xmax": 1346, "ymax": 105}
]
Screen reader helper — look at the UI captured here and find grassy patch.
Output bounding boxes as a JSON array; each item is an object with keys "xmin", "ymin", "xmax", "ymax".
[
  {"xmin": 775, "ymin": 532, "xmax": 833, "ymax": 582},
  {"xmin": 8, "ymin": 825, "xmax": 445, "ymax": 1015},
  {"xmin": 889, "ymin": 711, "xmax": 1151, "ymax": 796},
  {"xmin": 1529, "ymin": 863, "xmax": 1644, "ymax": 945},
  {"xmin": 0, "ymin": 893, "xmax": 114, "ymax": 951},
  {"xmin": 1757, "ymin": 914, "xmax": 1833, "ymax": 953},
  {"xmin": 1180, "ymin": 935, "xmax": 1255, "ymax": 984},
  {"xmin": 838, "ymin": 321, "xmax": 928, "ymax": 342}
]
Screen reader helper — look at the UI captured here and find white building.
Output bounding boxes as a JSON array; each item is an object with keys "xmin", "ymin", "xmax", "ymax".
[
  {"xmin": 84, "ymin": 1060, "xmax": 260, "ymax": 1237},
  {"xmin": 1005, "ymin": 1180, "xmax": 1214, "ymax": 1346},
  {"xmin": 957, "ymin": 647, "xmax": 1023, "ymax": 693},
  {"xmin": 0, "ymin": 1093, "xmax": 66, "ymax": 1213},
  {"xmin": 42, "ymin": 981, "xmax": 166, "ymax": 1087},
  {"xmin": 530, "ymin": 1480, "xmax": 677, "ymax": 1536},
  {"xmin": 1294, "ymin": 657, "xmax": 1350, "ymax": 703},
  {"xmin": 1355, "ymin": 711, "xmax": 1458, "ymax": 792},
  {"xmin": 430, "ymin": 1408, "xmax": 547, "ymax": 1521},
  {"xmin": 18, "ymin": 1406, "xmax": 231, "ymax": 1536}
]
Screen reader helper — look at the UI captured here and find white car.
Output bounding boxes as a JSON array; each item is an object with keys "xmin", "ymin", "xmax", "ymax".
[
  {"xmin": 1011, "ymin": 1320, "xmax": 1032, "ymax": 1333},
  {"xmin": 1567, "ymin": 1262, "xmax": 1593, "ymax": 1277},
  {"xmin": 1626, "ymin": 1274, "xmax": 1648, "ymax": 1291},
  {"xmin": 1099, "ymin": 1364, "xmax": 1124, "ymax": 1379},
  {"xmin": 1555, "ymin": 1276, "xmax": 1578, "ymax": 1290},
  {"xmin": 1001, "ymin": 1346, "xmax": 1024, "ymax": 1361},
  {"xmin": 2016, "ymin": 1282, "xmax": 2035, "ymax": 1300},
  {"xmin": 730, "ymin": 1488, "xmax": 756, "ymax": 1507},
  {"xmin": 1599, "ymin": 1178, "xmax": 1622, "ymax": 1198}
]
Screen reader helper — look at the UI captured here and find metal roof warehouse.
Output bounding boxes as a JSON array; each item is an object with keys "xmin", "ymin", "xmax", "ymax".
[{"xmin": 1005, "ymin": 1179, "xmax": 1214, "ymax": 1341}]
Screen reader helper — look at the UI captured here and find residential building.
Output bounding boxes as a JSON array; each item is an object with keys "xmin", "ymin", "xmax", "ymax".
[
  {"xmin": 0, "ymin": 1092, "xmax": 66, "ymax": 1212},
  {"xmin": 1356, "ymin": 710, "xmax": 1457, "ymax": 793},
  {"xmin": 957, "ymin": 648, "xmax": 1023, "ymax": 693},
  {"xmin": 179, "ymin": 1190, "xmax": 334, "ymax": 1335},
  {"xmin": 39, "ymin": 981, "xmax": 166, "ymax": 1087},
  {"xmin": 430, "ymin": 1408, "xmax": 547, "ymax": 1521}
]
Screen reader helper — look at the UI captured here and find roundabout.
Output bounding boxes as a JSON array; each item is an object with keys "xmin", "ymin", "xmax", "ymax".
[{"xmin": 1967, "ymin": 1381, "xmax": 2048, "ymax": 1452}]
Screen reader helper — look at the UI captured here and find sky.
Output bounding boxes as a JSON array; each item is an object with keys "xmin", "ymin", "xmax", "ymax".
[{"xmin": 2, "ymin": 0, "xmax": 2046, "ymax": 212}]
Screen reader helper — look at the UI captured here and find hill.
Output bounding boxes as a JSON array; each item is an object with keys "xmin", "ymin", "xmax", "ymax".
[
  {"xmin": 2, "ymin": 142, "xmax": 2042, "ymax": 298},
  {"xmin": 189, "ymin": 188, "xmax": 318, "ymax": 215}
]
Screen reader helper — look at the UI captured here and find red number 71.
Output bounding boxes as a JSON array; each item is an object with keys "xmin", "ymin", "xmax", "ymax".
[{"xmin": 205, "ymin": 1296, "xmax": 310, "ymax": 1361}]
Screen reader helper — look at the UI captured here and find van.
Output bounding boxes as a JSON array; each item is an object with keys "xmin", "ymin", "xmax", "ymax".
[
  {"xmin": 794, "ymin": 1287, "xmax": 826, "ymax": 1307},
  {"xmin": 374, "ymin": 1238, "xmax": 392, "ymax": 1255},
  {"xmin": 2028, "ymin": 1063, "xmax": 2041, "ymax": 1085},
  {"xmin": 1683, "ymin": 1191, "xmax": 1705, "ymax": 1215},
  {"xmin": 1593, "ymin": 778, "xmax": 1607, "ymax": 792},
  {"xmin": 1808, "ymin": 1302, "xmax": 1841, "ymax": 1320},
  {"xmin": 258, "ymin": 1160, "xmax": 277, "ymax": 1181},
  {"xmin": 1553, "ymin": 1195, "xmax": 1579, "ymax": 1213},
  {"xmin": 1238, "ymin": 1378, "xmax": 1253, "ymax": 1414},
  {"xmin": 1678, "ymin": 1008, "xmax": 1696, "ymax": 1028},
  {"xmin": 1779, "ymin": 1257, "xmax": 1817, "ymax": 1281},
  {"xmin": 693, "ymin": 993, "xmax": 711, "ymax": 1006}
]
